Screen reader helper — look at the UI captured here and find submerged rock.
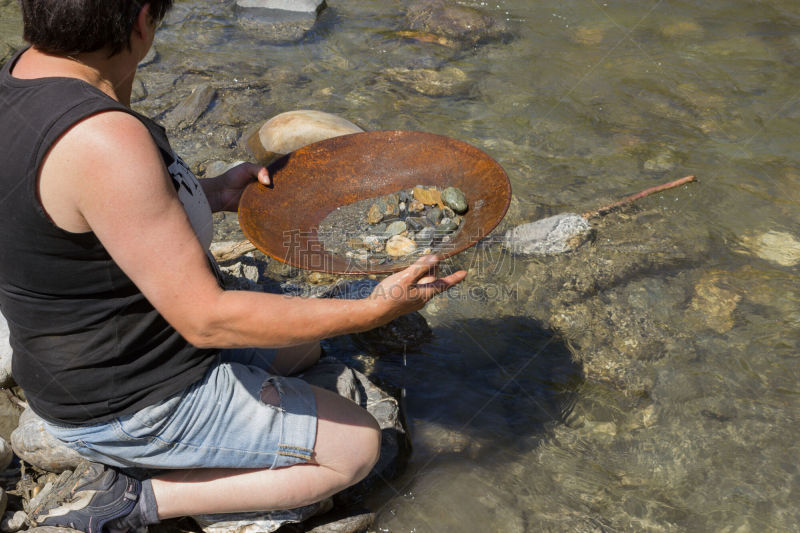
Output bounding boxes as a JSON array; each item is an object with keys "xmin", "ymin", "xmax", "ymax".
[
  {"xmin": 10, "ymin": 408, "xmax": 84, "ymax": 473},
  {"xmin": 688, "ymin": 272, "xmax": 741, "ymax": 334},
  {"xmin": 161, "ymin": 84, "xmax": 216, "ymax": 131},
  {"xmin": 247, "ymin": 110, "xmax": 363, "ymax": 166},
  {"xmin": 235, "ymin": 0, "xmax": 326, "ymax": 42},
  {"xmin": 737, "ymin": 230, "xmax": 800, "ymax": 267},
  {"xmin": 406, "ymin": 0, "xmax": 511, "ymax": 46},
  {"xmin": 504, "ymin": 213, "xmax": 593, "ymax": 256},
  {"xmin": 384, "ymin": 66, "xmax": 470, "ymax": 97}
]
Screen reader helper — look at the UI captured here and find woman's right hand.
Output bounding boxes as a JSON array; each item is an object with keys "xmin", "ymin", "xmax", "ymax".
[{"xmin": 366, "ymin": 255, "xmax": 467, "ymax": 325}]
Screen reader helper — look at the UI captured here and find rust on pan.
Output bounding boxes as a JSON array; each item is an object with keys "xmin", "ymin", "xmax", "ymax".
[{"xmin": 238, "ymin": 130, "xmax": 512, "ymax": 274}]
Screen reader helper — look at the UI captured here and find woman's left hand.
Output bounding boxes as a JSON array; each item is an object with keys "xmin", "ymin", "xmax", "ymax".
[{"xmin": 204, "ymin": 162, "xmax": 270, "ymax": 212}]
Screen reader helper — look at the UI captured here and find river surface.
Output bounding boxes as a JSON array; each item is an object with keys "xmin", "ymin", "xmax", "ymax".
[{"xmin": 2, "ymin": 1, "xmax": 799, "ymax": 532}]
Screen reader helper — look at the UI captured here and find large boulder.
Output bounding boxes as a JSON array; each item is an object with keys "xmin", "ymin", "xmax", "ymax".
[
  {"xmin": 246, "ymin": 110, "xmax": 363, "ymax": 165},
  {"xmin": 10, "ymin": 408, "xmax": 84, "ymax": 473},
  {"xmin": 0, "ymin": 311, "xmax": 12, "ymax": 387}
]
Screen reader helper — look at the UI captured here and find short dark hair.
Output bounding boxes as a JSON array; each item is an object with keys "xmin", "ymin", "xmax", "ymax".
[{"xmin": 20, "ymin": 0, "xmax": 174, "ymax": 56}]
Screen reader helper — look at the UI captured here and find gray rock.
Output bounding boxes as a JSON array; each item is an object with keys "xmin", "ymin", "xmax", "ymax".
[
  {"xmin": 504, "ymin": 213, "xmax": 593, "ymax": 256},
  {"xmin": 195, "ymin": 499, "xmax": 332, "ymax": 533},
  {"xmin": 0, "ymin": 311, "xmax": 12, "ymax": 387},
  {"xmin": 236, "ymin": 5, "xmax": 322, "ymax": 43},
  {"xmin": 1, "ymin": 510, "xmax": 27, "ymax": 533},
  {"xmin": 236, "ymin": 0, "xmax": 325, "ymax": 13},
  {"xmin": 385, "ymin": 220, "xmax": 407, "ymax": 237},
  {"xmin": 304, "ymin": 508, "xmax": 375, "ymax": 533},
  {"xmin": 442, "ymin": 186, "xmax": 468, "ymax": 213},
  {"xmin": 10, "ymin": 408, "xmax": 84, "ymax": 473},
  {"xmin": 162, "ymin": 84, "xmax": 216, "ymax": 131}
]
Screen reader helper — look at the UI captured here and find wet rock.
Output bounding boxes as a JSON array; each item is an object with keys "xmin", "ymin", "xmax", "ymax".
[
  {"xmin": 408, "ymin": 199, "xmax": 425, "ymax": 213},
  {"xmin": 415, "ymin": 226, "xmax": 435, "ymax": 246},
  {"xmin": 236, "ymin": 0, "xmax": 325, "ymax": 13},
  {"xmin": 162, "ymin": 84, "xmax": 216, "ymax": 131},
  {"xmin": 412, "ymin": 186, "xmax": 442, "ymax": 206},
  {"xmin": 366, "ymin": 202, "xmax": 384, "ymax": 224},
  {"xmin": 406, "ymin": 0, "xmax": 510, "ymax": 46},
  {"xmin": 643, "ymin": 150, "xmax": 680, "ymax": 172},
  {"xmin": 384, "ymin": 66, "xmax": 470, "ymax": 97},
  {"xmin": 362, "ymin": 235, "xmax": 384, "ymax": 253},
  {"xmin": 442, "ymin": 186, "xmax": 468, "ymax": 213},
  {"xmin": 247, "ymin": 110, "xmax": 363, "ymax": 166},
  {"xmin": 737, "ymin": 230, "xmax": 800, "ymax": 267},
  {"xmin": 426, "ymin": 207, "xmax": 443, "ymax": 225},
  {"xmin": 0, "ymin": 311, "xmax": 12, "ymax": 387},
  {"xmin": 385, "ymin": 221, "xmax": 407, "ymax": 237},
  {"xmin": 504, "ymin": 213, "xmax": 593, "ymax": 256},
  {"xmin": 385, "ymin": 235, "xmax": 417, "ymax": 257},
  {"xmin": 10, "ymin": 409, "xmax": 84, "ymax": 473},
  {"xmin": 688, "ymin": 272, "xmax": 741, "ymax": 334},
  {"xmin": 406, "ymin": 217, "xmax": 425, "ymax": 231},
  {"xmin": 235, "ymin": 0, "xmax": 325, "ymax": 42}
]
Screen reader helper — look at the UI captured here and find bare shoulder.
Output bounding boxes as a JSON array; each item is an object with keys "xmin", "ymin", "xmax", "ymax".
[{"xmin": 40, "ymin": 110, "xmax": 170, "ymax": 232}]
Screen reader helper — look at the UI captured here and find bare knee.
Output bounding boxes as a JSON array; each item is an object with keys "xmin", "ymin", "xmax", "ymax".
[{"xmin": 313, "ymin": 387, "xmax": 382, "ymax": 485}]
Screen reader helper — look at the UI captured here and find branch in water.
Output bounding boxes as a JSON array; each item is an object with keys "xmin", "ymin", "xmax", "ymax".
[{"xmin": 582, "ymin": 175, "xmax": 697, "ymax": 219}]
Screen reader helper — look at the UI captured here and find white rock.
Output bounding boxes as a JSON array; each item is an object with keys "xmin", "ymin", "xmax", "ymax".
[
  {"xmin": 10, "ymin": 408, "xmax": 84, "ymax": 473},
  {"xmin": 236, "ymin": 0, "xmax": 325, "ymax": 13},
  {"xmin": 1, "ymin": 510, "xmax": 27, "ymax": 533},
  {"xmin": 504, "ymin": 213, "xmax": 593, "ymax": 256},
  {"xmin": 0, "ymin": 311, "xmax": 11, "ymax": 387},
  {"xmin": 247, "ymin": 110, "xmax": 363, "ymax": 165}
]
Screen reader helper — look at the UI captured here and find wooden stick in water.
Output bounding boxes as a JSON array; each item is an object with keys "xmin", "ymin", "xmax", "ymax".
[{"xmin": 581, "ymin": 175, "xmax": 697, "ymax": 219}]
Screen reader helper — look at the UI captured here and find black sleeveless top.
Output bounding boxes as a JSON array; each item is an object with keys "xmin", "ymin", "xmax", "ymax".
[{"xmin": 0, "ymin": 49, "xmax": 219, "ymax": 424}]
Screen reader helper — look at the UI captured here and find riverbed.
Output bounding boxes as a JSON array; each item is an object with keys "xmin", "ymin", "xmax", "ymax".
[{"xmin": 1, "ymin": 1, "xmax": 799, "ymax": 531}]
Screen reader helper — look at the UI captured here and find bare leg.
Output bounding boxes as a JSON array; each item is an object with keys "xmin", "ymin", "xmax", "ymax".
[
  {"xmin": 270, "ymin": 341, "xmax": 321, "ymax": 376},
  {"xmin": 149, "ymin": 385, "xmax": 380, "ymax": 518}
]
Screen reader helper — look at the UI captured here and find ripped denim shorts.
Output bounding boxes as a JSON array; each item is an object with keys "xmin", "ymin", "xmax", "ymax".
[{"xmin": 44, "ymin": 348, "xmax": 317, "ymax": 471}]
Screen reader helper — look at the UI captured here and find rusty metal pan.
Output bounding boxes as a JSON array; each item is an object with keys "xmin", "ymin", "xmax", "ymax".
[{"xmin": 238, "ymin": 130, "xmax": 512, "ymax": 274}]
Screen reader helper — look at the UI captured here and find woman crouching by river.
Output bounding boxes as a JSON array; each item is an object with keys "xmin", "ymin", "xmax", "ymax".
[{"xmin": 0, "ymin": 1, "xmax": 466, "ymax": 531}]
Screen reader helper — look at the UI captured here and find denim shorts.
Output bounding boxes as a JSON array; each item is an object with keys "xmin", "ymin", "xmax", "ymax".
[{"xmin": 44, "ymin": 348, "xmax": 317, "ymax": 471}]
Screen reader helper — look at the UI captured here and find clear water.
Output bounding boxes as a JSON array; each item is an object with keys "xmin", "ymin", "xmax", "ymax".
[{"xmin": 2, "ymin": 1, "xmax": 799, "ymax": 531}]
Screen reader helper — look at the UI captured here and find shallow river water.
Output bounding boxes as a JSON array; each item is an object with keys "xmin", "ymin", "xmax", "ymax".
[{"xmin": 2, "ymin": 1, "xmax": 800, "ymax": 532}]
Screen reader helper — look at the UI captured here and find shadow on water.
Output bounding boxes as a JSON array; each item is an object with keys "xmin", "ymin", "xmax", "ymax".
[{"xmin": 326, "ymin": 313, "xmax": 584, "ymax": 490}]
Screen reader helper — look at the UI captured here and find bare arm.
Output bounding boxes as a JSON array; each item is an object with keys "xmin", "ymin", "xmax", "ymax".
[{"xmin": 39, "ymin": 111, "xmax": 465, "ymax": 349}]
